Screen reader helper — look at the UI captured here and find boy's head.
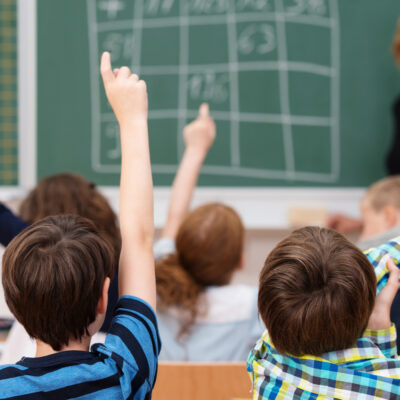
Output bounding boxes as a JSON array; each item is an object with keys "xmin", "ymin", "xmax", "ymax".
[
  {"xmin": 361, "ymin": 176, "xmax": 400, "ymax": 239},
  {"xmin": 258, "ymin": 226, "xmax": 376, "ymax": 356},
  {"xmin": 2, "ymin": 215, "xmax": 115, "ymax": 351}
]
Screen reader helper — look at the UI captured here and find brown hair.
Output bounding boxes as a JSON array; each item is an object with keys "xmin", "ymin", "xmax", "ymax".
[
  {"xmin": 19, "ymin": 173, "xmax": 120, "ymax": 266},
  {"xmin": 258, "ymin": 226, "xmax": 376, "ymax": 356},
  {"xmin": 393, "ymin": 18, "xmax": 400, "ymax": 66},
  {"xmin": 2, "ymin": 215, "xmax": 115, "ymax": 351},
  {"xmin": 156, "ymin": 203, "xmax": 244, "ymax": 336},
  {"xmin": 363, "ymin": 175, "xmax": 400, "ymax": 212}
]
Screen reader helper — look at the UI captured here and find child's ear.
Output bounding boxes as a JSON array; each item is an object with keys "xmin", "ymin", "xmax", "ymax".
[
  {"xmin": 97, "ymin": 277, "xmax": 111, "ymax": 315},
  {"xmin": 383, "ymin": 205, "xmax": 400, "ymax": 229}
]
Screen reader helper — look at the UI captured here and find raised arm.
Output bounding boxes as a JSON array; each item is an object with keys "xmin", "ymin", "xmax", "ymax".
[
  {"xmin": 162, "ymin": 103, "xmax": 216, "ymax": 239},
  {"xmin": 100, "ymin": 52, "xmax": 155, "ymax": 309}
]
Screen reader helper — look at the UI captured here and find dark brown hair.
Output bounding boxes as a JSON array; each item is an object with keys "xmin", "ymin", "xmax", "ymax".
[
  {"xmin": 19, "ymin": 173, "xmax": 120, "ymax": 267},
  {"xmin": 258, "ymin": 226, "xmax": 376, "ymax": 356},
  {"xmin": 2, "ymin": 215, "xmax": 114, "ymax": 351},
  {"xmin": 156, "ymin": 203, "xmax": 244, "ymax": 336}
]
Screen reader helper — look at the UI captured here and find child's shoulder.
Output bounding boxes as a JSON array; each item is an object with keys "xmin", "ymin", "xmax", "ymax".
[{"xmin": 0, "ymin": 351, "xmax": 121, "ymax": 398}]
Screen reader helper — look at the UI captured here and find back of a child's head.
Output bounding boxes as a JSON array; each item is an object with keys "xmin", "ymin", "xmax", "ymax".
[
  {"xmin": 19, "ymin": 172, "xmax": 120, "ymax": 263},
  {"xmin": 2, "ymin": 214, "xmax": 115, "ymax": 351},
  {"xmin": 156, "ymin": 202, "xmax": 244, "ymax": 334},
  {"xmin": 363, "ymin": 175, "xmax": 400, "ymax": 212},
  {"xmin": 258, "ymin": 226, "xmax": 376, "ymax": 356}
]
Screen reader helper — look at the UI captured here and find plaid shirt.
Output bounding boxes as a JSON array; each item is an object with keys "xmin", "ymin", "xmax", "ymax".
[{"xmin": 247, "ymin": 236, "xmax": 400, "ymax": 399}]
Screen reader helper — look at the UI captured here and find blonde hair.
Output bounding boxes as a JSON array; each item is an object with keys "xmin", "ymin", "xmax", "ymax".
[
  {"xmin": 156, "ymin": 203, "xmax": 244, "ymax": 337},
  {"xmin": 363, "ymin": 175, "xmax": 400, "ymax": 212}
]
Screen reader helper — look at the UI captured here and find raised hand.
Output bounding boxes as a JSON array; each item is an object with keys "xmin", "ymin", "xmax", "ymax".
[
  {"xmin": 100, "ymin": 52, "xmax": 148, "ymax": 127},
  {"xmin": 100, "ymin": 52, "xmax": 155, "ymax": 308},
  {"xmin": 183, "ymin": 103, "xmax": 216, "ymax": 154},
  {"xmin": 161, "ymin": 104, "xmax": 216, "ymax": 239}
]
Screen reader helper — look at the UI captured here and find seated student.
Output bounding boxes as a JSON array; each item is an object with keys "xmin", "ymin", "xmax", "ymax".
[
  {"xmin": 154, "ymin": 104, "xmax": 263, "ymax": 361},
  {"xmin": 248, "ymin": 227, "xmax": 400, "ymax": 399},
  {"xmin": 0, "ymin": 52, "xmax": 160, "ymax": 398},
  {"xmin": 0, "ymin": 173, "xmax": 121, "ymax": 363},
  {"xmin": 327, "ymin": 175, "xmax": 400, "ymax": 250},
  {"xmin": 329, "ymin": 176, "xmax": 400, "ymax": 354}
]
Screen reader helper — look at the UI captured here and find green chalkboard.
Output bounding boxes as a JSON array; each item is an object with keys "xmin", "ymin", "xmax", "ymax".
[{"xmin": 37, "ymin": 0, "xmax": 400, "ymax": 187}]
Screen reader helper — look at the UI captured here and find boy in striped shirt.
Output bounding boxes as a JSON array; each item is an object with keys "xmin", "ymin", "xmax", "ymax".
[{"xmin": 0, "ymin": 52, "xmax": 159, "ymax": 399}]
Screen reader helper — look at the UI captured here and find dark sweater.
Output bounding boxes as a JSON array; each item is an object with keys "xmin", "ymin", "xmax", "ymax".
[{"xmin": 0, "ymin": 203, "xmax": 29, "ymax": 246}]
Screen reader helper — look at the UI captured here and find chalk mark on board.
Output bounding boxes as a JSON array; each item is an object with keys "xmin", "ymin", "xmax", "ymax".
[{"xmin": 98, "ymin": 0, "xmax": 125, "ymax": 19}]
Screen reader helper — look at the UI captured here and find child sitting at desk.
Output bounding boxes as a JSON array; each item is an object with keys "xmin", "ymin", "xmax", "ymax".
[
  {"xmin": 0, "ymin": 52, "xmax": 160, "ymax": 398},
  {"xmin": 327, "ymin": 175, "xmax": 400, "ymax": 353},
  {"xmin": 0, "ymin": 173, "xmax": 120, "ymax": 363},
  {"xmin": 154, "ymin": 103, "xmax": 264, "ymax": 361},
  {"xmin": 248, "ymin": 227, "xmax": 400, "ymax": 399}
]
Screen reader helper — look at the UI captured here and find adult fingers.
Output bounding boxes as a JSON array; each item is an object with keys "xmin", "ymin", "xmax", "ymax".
[
  {"xmin": 113, "ymin": 68, "xmax": 119, "ymax": 77},
  {"xmin": 100, "ymin": 52, "xmax": 114, "ymax": 83}
]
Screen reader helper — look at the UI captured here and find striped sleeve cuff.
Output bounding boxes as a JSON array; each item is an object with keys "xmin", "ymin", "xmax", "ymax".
[{"xmin": 364, "ymin": 324, "xmax": 397, "ymax": 358}]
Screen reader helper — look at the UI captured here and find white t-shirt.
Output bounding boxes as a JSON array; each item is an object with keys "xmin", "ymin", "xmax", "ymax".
[{"xmin": 154, "ymin": 238, "xmax": 264, "ymax": 361}]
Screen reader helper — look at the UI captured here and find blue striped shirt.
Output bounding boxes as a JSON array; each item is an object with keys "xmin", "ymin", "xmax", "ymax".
[{"xmin": 0, "ymin": 296, "xmax": 161, "ymax": 399}]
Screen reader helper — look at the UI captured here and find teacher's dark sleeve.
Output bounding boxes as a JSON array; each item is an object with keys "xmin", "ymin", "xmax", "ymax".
[
  {"xmin": 0, "ymin": 203, "xmax": 29, "ymax": 247},
  {"xmin": 386, "ymin": 96, "xmax": 400, "ymax": 175}
]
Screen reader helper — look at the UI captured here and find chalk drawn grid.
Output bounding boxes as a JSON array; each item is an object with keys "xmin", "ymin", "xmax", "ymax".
[{"xmin": 88, "ymin": 0, "xmax": 340, "ymax": 183}]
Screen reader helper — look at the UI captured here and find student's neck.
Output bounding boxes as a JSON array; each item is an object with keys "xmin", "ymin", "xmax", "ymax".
[{"xmin": 35, "ymin": 336, "xmax": 92, "ymax": 357}]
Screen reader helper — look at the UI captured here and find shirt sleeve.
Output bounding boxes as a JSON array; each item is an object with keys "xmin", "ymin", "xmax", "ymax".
[
  {"xmin": 363, "ymin": 324, "xmax": 398, "ymax": 359},
  {"xmin": 0, "ymin": 203, "xmax": 29, "ymax": 247},
  {"xmin": 364, "ymin": 236, "xmax": 400, "ymax": 295},
  {"xmin": 94, "ymin": 296, "xmax": 161, "ymax": 399},
  {"xmin": 153, "ymin": 238, "xmax": 176, "ymax": 261}
]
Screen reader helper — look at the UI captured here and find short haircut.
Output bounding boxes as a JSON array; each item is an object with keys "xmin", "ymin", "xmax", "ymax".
[
  {"xmin": 2, "ymin": 215, "xmax": 115, "ymax": 351},
  {"xmin": 258, "ymin": 226, "xmax": 376, "ymax": 356},
  {"xmin": 363, "ymin": 175, "xmax": 400, "ymax": 212}
]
